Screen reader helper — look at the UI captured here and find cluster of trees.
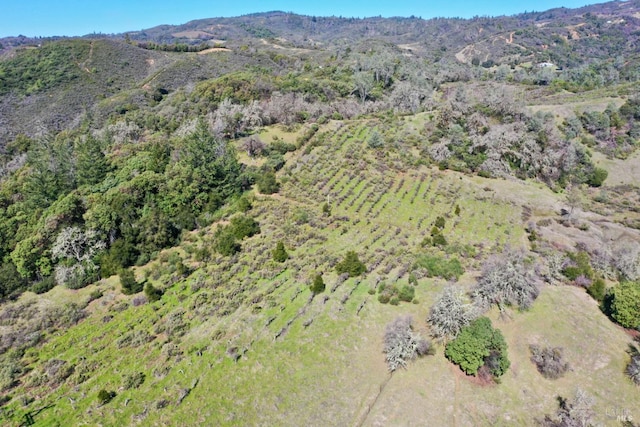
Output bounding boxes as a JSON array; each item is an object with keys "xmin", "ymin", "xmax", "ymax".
[
  {"xmin": 213, "ymin": 214, "xmax": 261, "ymax": 256},
  {"xmin": 0, "ymin": 120, "xmax": 259, "ymax": 300},
  {"xmin": 422, "ymin": 248, "xmax": 543, "ymax": 379},
  {"xmin": 427, "ymin": 86, "xmax": 611, "ymax": 188},
  {"xmin": 131, "ymin": 41, "xmax": 211, "ymax": 53},
  {"xmin": 444, "ymin": 317, "xmax": 510, "ymax": 379}
]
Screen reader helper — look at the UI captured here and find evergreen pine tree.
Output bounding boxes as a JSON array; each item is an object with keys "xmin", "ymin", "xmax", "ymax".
[
  {"xmin": 272, "ymin": 241, "xmax": 289, "ymax": 262},
  {"xmin": 311, "ymin": 273, "xmax": 325, "ymax": 294},
  {"xmin": 76, "ymin": 134, "xmax": 109, "ymax": 187}
]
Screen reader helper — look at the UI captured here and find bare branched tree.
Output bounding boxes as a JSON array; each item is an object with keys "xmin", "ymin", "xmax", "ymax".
[
  {"xmin": 472, "ymin": 249, "xmax": 539, "ymax": 312},
  {"xmin": 613, "ymin": 241, "xmax": 640, "ymax": 282},
  {"xmin": 383, "ymin": 315, "xmax": 432, "ymax": 372},
  {"xmin": 428, "ymin": 286, "xmax": 475, "ymax": 340},
  {"xmin": 538, "ymin": 388, "xmax": 595, "ymax": 427}
]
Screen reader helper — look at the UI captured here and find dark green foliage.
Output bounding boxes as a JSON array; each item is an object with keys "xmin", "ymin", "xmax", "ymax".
[
  {"xmin": 75, "ymin": 134, "xmax": 109, "ymax": 187},
  {"xmin": 429, "ymin": 225, "xmax": 447, "ymax": 247},
  {"xmin": 414, "ymin": 254, "xmax": 463, "ymax": 280},
  {"xmin": 23, "ymin": 133, "xmax": 76, "ymax": 209},
  {"xmin": 398, "ymin": 285, "xmax": 415, "ymax": 303},
  {"xmin": 98, "ymin": 240, "xmax": 138, "ymax": 278},
  {"xmin": 561, "ymin": 251, "xmax": 593, "ymax": 281},
  {"xmin": 587, "ymin": 278, "xmax": 606, "ymax": 303},
  {"xmin": 263, "ymin": 153, "xmax": 286, "ymax": 171},
  {"xmin": 229, "ymin": 215, "xmax": 260, "ymax": 240},
  {"xmin": 193, "ymin": 71, "xmax": 270, "ymax": 104},
  {"xmin": 256, "ymin": 169, "xmax": 280, "ymax": 194},
  {"xmin": 587, "ymin": 167, "xmax": 608, "ymax": 187},
  {"xmin": 0, "ymin": 40, "xmax": 89, "ymax": 95},
  {"xmin": 119, "ymin": 269, "xmax": 142, "ymax": 295},
  {"xmin": 295, "ymin": 124, "xmax": 319, "ymax": 147},
  {"xmin": 378, "ymin": 283, "xmax": 414, "ymax": 305},
  {"xmin": 454, "ymin": 205, "xmax": 461, "ymax": 216},
  {"xmin": 31, "ymin": 276, "xmax": 56, "ymax": 295},
  {"xmin": 272, "ymin": 241, "xmax": 289, "ymax": 263},
  {"xmin": 335, "ymin": 251, "xmax": 366, "ymax": 277},
  {"xmin": 144, "ymin": 283, "xmax": 163, "ymax": 302},
  {"xmin": 322, "ymin": 203, "xmax": 332, "ymax": 217},
  {"xmin": 310, "ymin": 274, "xmax": 325, "ymax": 294},
  {"xmin": 97, "ymin": 389, "xmax": 116, "ymax": 405},
  {"xmin": 378, "ymin": 293, "xmax": 391, "ymax": 304},
  {"xmin": 445, "ymin": 317, "xmax": 510, "ymax": 377},
  {"xmin": 0, "ymin": 262, "xmax": 28, "ymax": 301},
  {"xmin": 268, "ymin": 141, "xmax": 297, "ymax": 155},
  {"xmin": 214, "ymin": 227, "xmax": 241, "ymax": 256},
  {"xmin": 609, "ymin": 281, "xmax": 640, "ymax": 329},
  {"xmin": 431, "ymin": 233, "xmax": 448, "ymax": 247},
  {"xmin": 236, "ymin": 196, "xmax": 252, "ymax": 213}
]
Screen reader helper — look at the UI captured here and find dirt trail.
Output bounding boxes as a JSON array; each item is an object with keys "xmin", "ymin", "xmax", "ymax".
[
  {"xmin": 78, "ymin": 40, "xmax": 94, "ymax": 73},
  {"xmin": 353, "ymin": 373, "xmax": 393, "ymax": 427}
]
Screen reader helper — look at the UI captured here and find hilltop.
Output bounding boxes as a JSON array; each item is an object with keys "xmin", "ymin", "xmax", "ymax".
[{"xmin": 0, "ymin": 1, "xmax": 640, "ymax": 426}]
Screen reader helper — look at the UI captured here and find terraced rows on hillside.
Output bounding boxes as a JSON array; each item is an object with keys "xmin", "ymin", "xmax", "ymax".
[
  {"xmin": 1, "ymin": 118, "xmax": 531, "ymax": 426},
  {"xmin": 4, "ymin": 118, "xmax": 639, "ymax": 426}
]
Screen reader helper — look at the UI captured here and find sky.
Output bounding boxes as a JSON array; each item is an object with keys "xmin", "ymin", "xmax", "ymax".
[{"xmin": 1, "ymin": 0, "xmax": 598, "ymax": 38}]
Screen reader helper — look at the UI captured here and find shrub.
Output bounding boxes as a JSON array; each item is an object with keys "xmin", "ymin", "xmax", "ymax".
[
  {"xmin": 144, "ymin": 283, "xmax": 163, "ymax": 302},
  {"xmin": 445, "ymin": 317, "xmax": 510, "ymax": 377},
  {"xmin": 414, "ymin": 254, "xmax": 463, "ymax": 280},
  {"xmin": 378, "ymin": 293, "xmax": 391, "ymax": 304},
  {"xmin": 236, "ymin": 196, "xmax": 252, "ymax": 212},
  {"xmin": 431, "ymin": 233, "xmax": 448, "ymax": 247},
  {"xmin": 335, "ymin": 251, "xmax": 366, "ymax": 277},
  {"xmin": 609, "ymin": 281, "xmax": 640, "ymax": 329},
  {"xmin": 586, "ymin": 278, "xmax": 606, "ymax": 302},
  {"xmin": 214, "ymin": 227, "xmax": 240, "ymax": 256},
  {"xmin": 587, "ymin": 167, "xmax": 608, "ymax": 187},
  {"xmin": 119, "ymin": 269, "xmax": 142, "ymax": 295},
  {"xmin": 97, "ymin": 389, "xmax": 116, "ymax": 405},
  {"xmin": 256, "ymin": 169, "xmax": 280, "ymax": 194},
  {"xmin": 529, "ymin": 345, "xmax": 570, "ymax": 379},
  {"xmin": 561, "ymin": 251, "xmax": 593, "ymax": 281},
  {"xmin": 272, "ymin": 241, "xmax": 289, "ymax": 262},
  {"xmin": 398, "ymin": 285, "xmax": 415, "ymax": 302},
  {"xmin": 538, "ymin": 389, "xmax": 595, "ymax": 426},
  {"xmin": 383, "ymin": 315, "xmax": 433, "ymax": 371},
  {"xmin": 88, "ymin": 289, "xmax": 103, "ymax": 302},
  {"xmin": 229, "ymin": 215, "xmax": 260, "ymax": 239},
  {"xmin": 31, "ymin": 276, "xmax": 56, "ymax": 294},
  {"xmin": 123, "ymin": 372, "xmax": 145, "ymax": 390},
  {"xmin": 310, "ymin": 274, "xmax": 325, "ymax": 294},
  {"xmin": 321, "ymin": 202, "xmax": 331, "ymax": 217},
  {"xmin": 626, "ymin": 354, "xmax": 640, "ymax": 385},
  {"xmin": 367, "ymin": 131, "xmax": 384, "ymax": 148}
]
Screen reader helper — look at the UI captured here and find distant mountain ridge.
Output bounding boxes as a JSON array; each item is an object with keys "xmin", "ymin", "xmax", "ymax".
[{"xmin": 1, "ymin": 0, "xmax": 639, "ymax": 145}]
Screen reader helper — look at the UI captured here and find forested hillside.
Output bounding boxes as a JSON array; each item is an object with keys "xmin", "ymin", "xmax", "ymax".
[{"xmin": 0, "ymin": 1, "xmax": 639, "ymax": 425}]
